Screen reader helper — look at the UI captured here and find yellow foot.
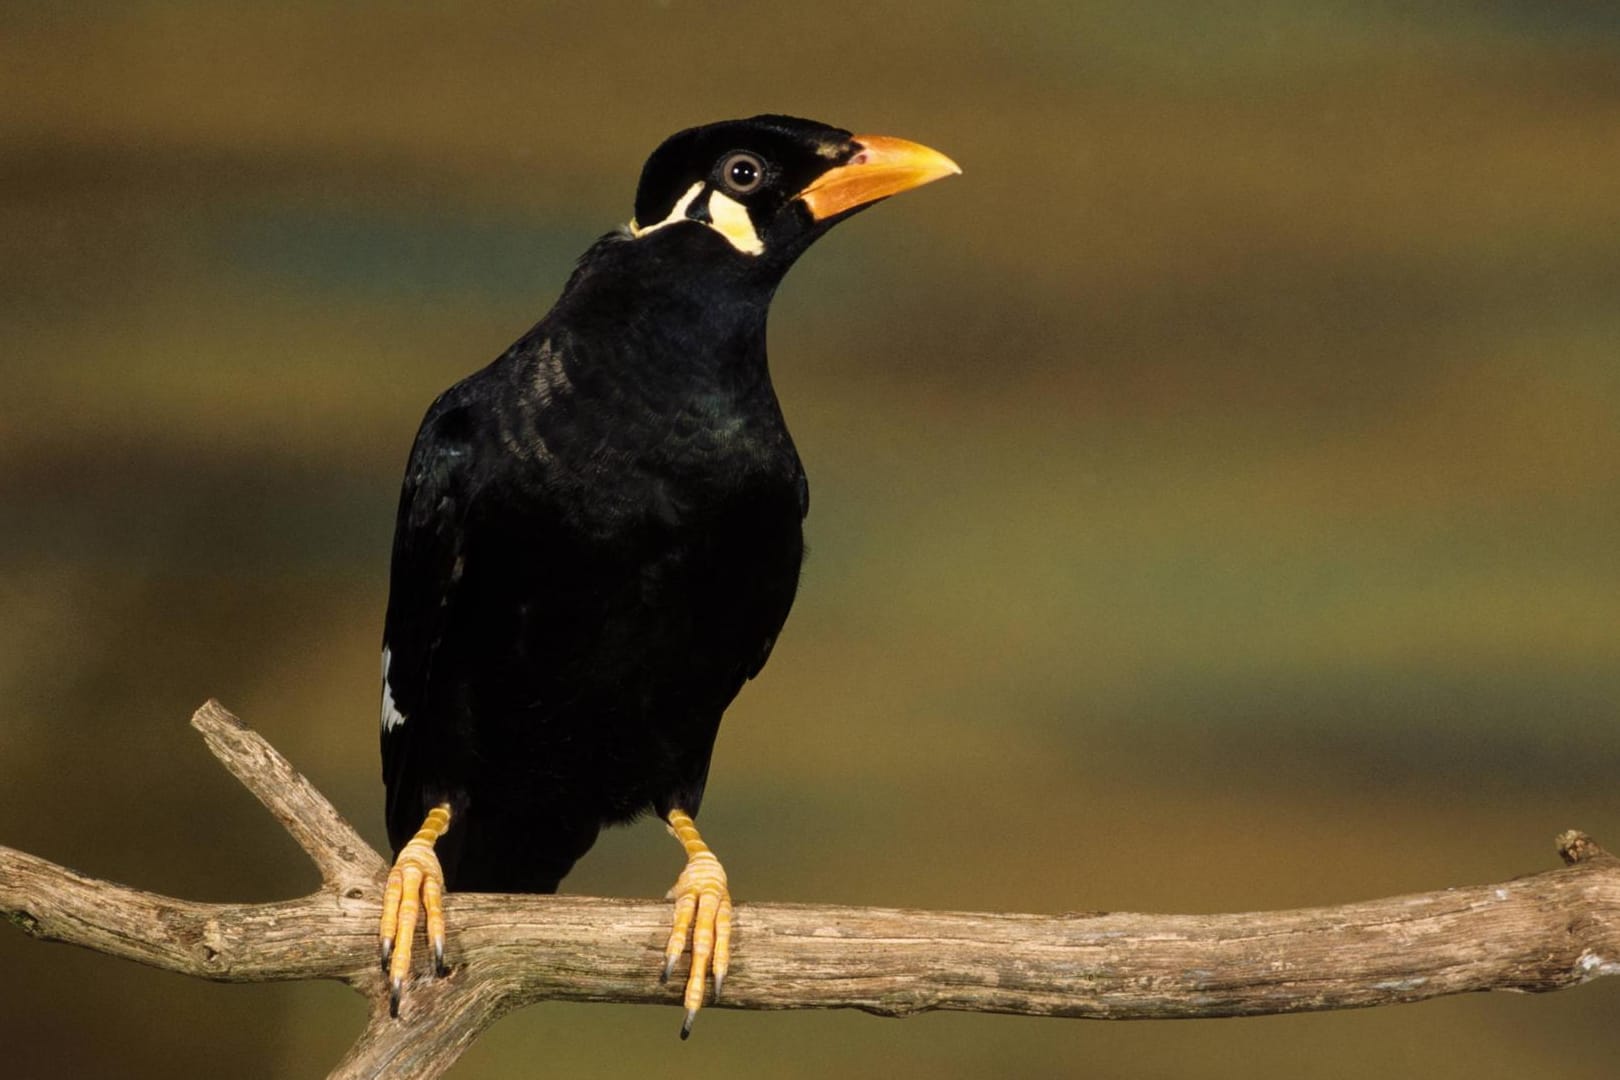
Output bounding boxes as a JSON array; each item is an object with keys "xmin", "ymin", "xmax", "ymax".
[
  {"xmin": 661, "ymin": 808, "xmax": 733, "ymax": 1039},
  {"xmin": 379, "ymin": 803, "xmax": 451, "ymax": 1017}
]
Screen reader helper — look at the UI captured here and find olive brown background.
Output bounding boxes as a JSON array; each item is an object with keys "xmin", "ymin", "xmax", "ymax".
[{"xmin": 2, "ymin": 3, "xmax": 1617, "ymax": 1077}]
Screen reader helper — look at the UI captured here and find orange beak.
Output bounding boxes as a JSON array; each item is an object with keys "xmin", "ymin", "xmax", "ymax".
[{"xmin": 797, "ymin": 134, "xmax": 961, "ymax": 221}]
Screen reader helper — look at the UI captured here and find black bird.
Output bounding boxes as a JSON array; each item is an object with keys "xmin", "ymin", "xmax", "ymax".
[{"xmin": 377, "ymin": 115, "xmax": 958, "ymax": 1033}]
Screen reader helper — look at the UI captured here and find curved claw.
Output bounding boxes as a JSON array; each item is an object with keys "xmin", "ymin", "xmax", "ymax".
[
  {"xmin": 662, "ymin": 809, "xmax": 732, "ymax": 1038},
  {"xmin": 379, "ymin": 804, "xmax": 452, "ymax": 1016}
]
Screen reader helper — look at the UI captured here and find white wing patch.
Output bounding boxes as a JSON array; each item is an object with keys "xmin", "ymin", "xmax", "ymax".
[
  {"xmin": 705, "ymin": 190, "xmax": 764, "ymax": 255},
  {"xmin": 381, "ymin": 645, "xmax": 407, "ymax": 731}
]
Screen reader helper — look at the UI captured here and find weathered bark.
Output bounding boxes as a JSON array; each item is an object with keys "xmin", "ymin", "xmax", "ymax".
[{"xmin": 2, "ymin": 701, "xmax": 1616, "ymax": 1079}]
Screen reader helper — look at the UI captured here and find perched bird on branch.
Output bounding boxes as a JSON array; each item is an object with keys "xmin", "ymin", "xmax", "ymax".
[{"xmin": 377, "ymin": 114, "xmax": 958, "ymax": 1035}]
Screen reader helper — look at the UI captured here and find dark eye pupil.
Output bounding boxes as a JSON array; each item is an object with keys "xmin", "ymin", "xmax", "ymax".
[{"xmin": 730, "ymin": 160, "xmax": 757, "ymax": 185}]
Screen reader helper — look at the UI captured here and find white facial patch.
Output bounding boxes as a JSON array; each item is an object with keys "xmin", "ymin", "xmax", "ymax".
[
  {"xmin": 628, "ymin": 182, "xmax": 705, "ymax": 238},
  {"xmin": 381, "ymin": 646, "xmax": 407, "ymax": 731},
  {"xmin": 705, "ymin": 190, "xmax": 764, "ymax": 255},
  {"xmin": 627, "ymin": 181, "xmax": 764, "ymax": 257}
]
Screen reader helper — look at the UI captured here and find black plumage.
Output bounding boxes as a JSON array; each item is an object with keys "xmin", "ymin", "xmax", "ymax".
[
  {"xmin": 381, "ymin": 233, "xmax": 807, "ymax": 888},
  {"xmin": 376, "ymin": 115, "xmax": 957, "ymax": 1026}
]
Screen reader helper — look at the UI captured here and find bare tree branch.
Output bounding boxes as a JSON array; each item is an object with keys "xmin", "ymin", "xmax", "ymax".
[
  {"xmin": 191, "ymin": 699, "xmax": 389, "ymax": 890},
  {"xmin": 2, "ymin": 702, "xmax": 1617, "ymax": 1079}
]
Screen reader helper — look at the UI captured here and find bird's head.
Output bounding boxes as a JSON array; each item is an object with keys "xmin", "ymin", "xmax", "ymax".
[{"xmin": 626, "ymin": 115, "xmax": 959, "ymax": 273}]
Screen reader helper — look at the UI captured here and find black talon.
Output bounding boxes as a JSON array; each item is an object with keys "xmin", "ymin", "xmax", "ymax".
[
  {"xmin": 389, "ymin": 977, "xmax": 403, "ymax": 1018},
  {"xmin": 680, "ymin": 1008, "xmax": 697, "ymax": 1040},
  {"xmin": 433, "ymin": 939, "xmax": 447, "ymax": 976},
  {"xmin": 379, "ymin": 938, "xmax": 393, "ymax": 972}
]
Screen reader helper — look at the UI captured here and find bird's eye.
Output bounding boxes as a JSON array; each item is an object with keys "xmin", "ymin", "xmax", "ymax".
[{"xmin": 720, "ymin": 152, "xmax": 765, "ymax": 194}]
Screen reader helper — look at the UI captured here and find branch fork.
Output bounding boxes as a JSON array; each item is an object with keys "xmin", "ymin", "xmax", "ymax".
[{"xmin": 2, "ymin": 701, "xmax": 1617, "ymax": 1078}]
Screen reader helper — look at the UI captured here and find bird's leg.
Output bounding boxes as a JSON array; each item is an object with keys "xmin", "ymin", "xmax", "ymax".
[
  {"xmin": 379, "ymin": 801, "xmax": 452, "ymax": 1017},
  {"xmin": 661, "ymin": 807, "xmax": 733, "ymax": 1039}
]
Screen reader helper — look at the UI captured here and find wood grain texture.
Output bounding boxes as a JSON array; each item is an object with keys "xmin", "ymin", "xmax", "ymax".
[{"xmin": 2, "ymin": 702, "xmax": 1617, "ymax": 1078}]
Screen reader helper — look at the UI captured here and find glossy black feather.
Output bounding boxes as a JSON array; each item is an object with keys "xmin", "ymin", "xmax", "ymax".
[{"xmin": 380, "ymin": 118, "xmax": 856, "ymax": 892}]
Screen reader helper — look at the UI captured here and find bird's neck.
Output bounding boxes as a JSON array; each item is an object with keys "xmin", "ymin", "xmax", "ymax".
[{"xmin": 552, "ymin": 230, "xmax": 785, "ymax": 379}]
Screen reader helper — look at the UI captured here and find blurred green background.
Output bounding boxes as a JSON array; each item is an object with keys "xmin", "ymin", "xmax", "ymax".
[{"xmin": 3, "ymin": 2, "xmax": 1617, "ymax": 1077}]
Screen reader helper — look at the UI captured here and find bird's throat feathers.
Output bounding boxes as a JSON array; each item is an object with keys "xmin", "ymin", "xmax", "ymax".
[{"xmin": 555, "ymin": 228, "xmax": 780, "ymax": 371}]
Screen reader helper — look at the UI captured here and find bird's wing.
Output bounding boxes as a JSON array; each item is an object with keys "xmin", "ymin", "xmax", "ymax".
[{"xmin": 380, "ymin": 392, "xmax": 481, "ymax": 850}]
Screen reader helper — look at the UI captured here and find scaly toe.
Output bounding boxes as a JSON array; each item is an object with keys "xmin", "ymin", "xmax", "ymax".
[
  {"xmin": 378, "ymin": 832, "xmax": 448, "ymax": 1016},
  {"xmin": 664, "ymin": 855, "xmax": 730, "ymax": 1037},
  {"xmin": 662, "ymin": 810, "xmax": 733, "ymax": 1038}
]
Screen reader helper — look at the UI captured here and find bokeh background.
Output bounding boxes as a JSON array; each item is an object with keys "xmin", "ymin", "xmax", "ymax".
[{"xmin": 3, "ymin": 3, "xmax": 1617, "ymax": 1077}]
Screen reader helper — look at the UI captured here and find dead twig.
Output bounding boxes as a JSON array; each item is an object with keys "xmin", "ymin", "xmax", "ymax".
[{"xmin": 2, "ymin": 701, "xmax": 1616, "ymax": 1078}]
